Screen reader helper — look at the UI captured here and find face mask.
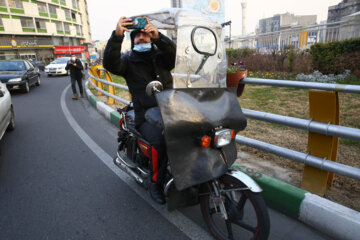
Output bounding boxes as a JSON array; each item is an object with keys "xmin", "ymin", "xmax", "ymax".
[
  {"xmin": 133, "ymin": 43, "xmax": 152, "ymax": 52},
  {"xmin": 71, "ymin": 57, "xmax": 76, "ymax": 61}
]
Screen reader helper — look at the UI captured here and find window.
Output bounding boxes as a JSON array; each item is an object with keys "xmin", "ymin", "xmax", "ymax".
[
  {"xmin": 76, "ymin": 25, "xmax": 82, "ymax": 35},
  {"xmin": 0, "ymin": 0, "xmax": 6, "ymax": 7},
  {"xmin": 37, "ymin": 2, "xmax": 47, "ymax": 14},
  {"xmin": 55, "ymin": 21, "xmax": 63, "ymax": 31},
  {"xmin": 8, "ymin": 0, "xmax": 23, "ymax": 9},
  {"xmin": 72, "ymin": 0, "xmax": 77, "ymax": 8},
  {"xmin": 71, "ymin": 11, "xmax": 76, "ymax": 19},
  {"xmin": 63, "ymin": 37, "xmax": 70, "ymax": 45},
  {"xmin": 0, "ymin": 61, "xmax": 26, "ymax": 71},
  {"xmin": 64, "ymin": 22, "xmax": 70, "ymax": 32},
  {"xmin": 64, "ymin": 9, "xmax": 70, "ymax": 19},
  {"xmin": 48, "ymin": 5, "xmax": 57, "ymax": 15},
  {"xmin": 53, "ymin": 37, "xmax": 63, "ymax": 45},
  {"xmin": 28, "ymin": 61, "xmax": 35, "ymax": 69},
  {"xmin": 24, "ymin": 61, "xmax": 32, "ymax": 70},
  {"xmin": 35, "ymin": 19, "xmax": 46, "ymax": 29},
  {"xmin": 0, "ymin": 18, "xmax": 3, "ymax": 27},
  {"xmin": 60, "ymin": 0, "xmax": 66, "ymax": 5},
  {"xmin": 20, "ymin": 17, "xmax": 34, "ymax": 28}
]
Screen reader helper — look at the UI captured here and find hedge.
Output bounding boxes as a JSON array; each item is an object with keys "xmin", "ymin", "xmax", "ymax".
[{"xmin": 310, "ymin": 38, "xmax": 360, "ymax": 74}]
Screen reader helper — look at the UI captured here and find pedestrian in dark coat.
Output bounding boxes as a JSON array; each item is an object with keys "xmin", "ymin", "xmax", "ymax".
[
  {"xmin": 65, "ymin": 54, "xmax": 84, "ymax": 100},
  {"xmin": 103, "ymin": 16, "xmax": 176, "ymax": 205}
]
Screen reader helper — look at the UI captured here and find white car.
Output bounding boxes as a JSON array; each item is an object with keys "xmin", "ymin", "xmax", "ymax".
[
  {"xmin": 45, "ymin": 57, "xmax": 70, "ymax": 77},
  {"xmin": 0, "ymin": 82, "xmax": 15, "ymax": 144}
]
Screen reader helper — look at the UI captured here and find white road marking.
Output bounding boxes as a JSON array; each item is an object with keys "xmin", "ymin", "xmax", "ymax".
[{"xmin": 60, "ymin": 85, "xmax": 212, "ymax": 240}]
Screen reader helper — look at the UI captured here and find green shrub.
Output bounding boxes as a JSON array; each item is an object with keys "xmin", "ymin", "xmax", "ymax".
[
  {"xmin": 287, "ymin": 47, "xmax": 295, "ymax": 72},
  {"xmin": 310, "ymin": 38, "xmax": 360, "ymax": 74}
]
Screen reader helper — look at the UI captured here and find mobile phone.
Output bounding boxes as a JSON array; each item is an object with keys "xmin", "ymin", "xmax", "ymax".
[{"xmin": 127, "ymin": 17, "xmax": 147, "ymax": 29}]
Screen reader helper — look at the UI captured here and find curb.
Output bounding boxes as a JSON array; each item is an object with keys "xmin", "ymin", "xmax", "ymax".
[
  {"xmin": 85, "ymin": 87, "xmax": 121, "ymax": 126},
  {"xmin": 85, "ymin": 83, "xmax": 360, "ymax": 240},
  {"xmin": 231, "ymin": 164, "xmax": 360, "ymax": 240}
]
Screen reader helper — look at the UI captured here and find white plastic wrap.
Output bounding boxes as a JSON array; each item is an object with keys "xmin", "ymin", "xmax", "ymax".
[{"xmin": 132, "ymin": 8, "xmax": 227, "ymax": 88}]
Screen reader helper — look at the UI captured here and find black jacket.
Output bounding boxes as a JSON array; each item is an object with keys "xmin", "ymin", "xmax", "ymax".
[
  {"xmin": 103, "ymin": 31, "xmax": 176, "ymax": 127},
  {"xmin": 65, "ymin": 59, "xmax": 83, "ymax": 79}
]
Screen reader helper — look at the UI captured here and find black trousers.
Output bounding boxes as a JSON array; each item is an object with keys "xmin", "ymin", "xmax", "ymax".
[
  {"xmin": 71, "ymin": 77, "xmax": 83, "ymax": 94},
  {"xmin": 138, "ymin": 121, "xmax": 167, "ymax": 185}
]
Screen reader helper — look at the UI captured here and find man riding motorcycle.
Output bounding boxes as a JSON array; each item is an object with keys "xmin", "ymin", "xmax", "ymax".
[{"xmin": 103, "ymin": 17, "xmax": 176, "ymax": 204}]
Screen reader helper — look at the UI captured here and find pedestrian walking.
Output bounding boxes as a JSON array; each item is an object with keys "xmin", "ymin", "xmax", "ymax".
[{"xmin": 65, "ymin": 54, "xmax": 84, "ymax": 100}]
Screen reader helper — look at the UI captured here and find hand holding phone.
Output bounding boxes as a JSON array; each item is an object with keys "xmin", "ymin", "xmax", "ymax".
[
  {"xmin": 116, "ymin": 17, "xmax": 133, "ymax": 36},
  {"xmin": 127, "ymin": 17, "xmax": 147, "ymax": 29}
]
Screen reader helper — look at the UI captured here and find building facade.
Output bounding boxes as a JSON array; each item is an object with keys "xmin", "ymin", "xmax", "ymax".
[
  {"xmin": 256, "ymin": 12, "xmax": 317, "ymax": 51},
  {"xmin": 171, "ymin": 0, "xmax": 182, "ymax": 8},
  {"xmin": 326, "ymin": 0, "xmax": 360, "ymax": 41},
  {"xmin": 0, "ymin": 0, "xmax": 92, "ymax": 63},
  {"xmin": 338, "ymin": 11, "xmax": 360, "ymax": 40}
]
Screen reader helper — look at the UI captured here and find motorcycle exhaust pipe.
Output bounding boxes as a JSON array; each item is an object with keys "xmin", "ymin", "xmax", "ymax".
[
  {"xmin": 116, "ymin": 151, "xmax": 150, "ymax": 179},
  {"xmin": 114, "ymin": 156, "xmax": 144, "ymax": 185}
]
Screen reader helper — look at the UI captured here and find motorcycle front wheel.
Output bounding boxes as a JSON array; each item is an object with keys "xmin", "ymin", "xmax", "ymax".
[{"xmin": 200, "ymin": 175, "xmax": 270, "ymax": 240}]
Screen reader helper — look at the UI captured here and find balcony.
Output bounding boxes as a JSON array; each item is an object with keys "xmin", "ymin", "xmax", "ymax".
[
  {"xmin": 39, "ymin": 12, "xmax": 48, "ymax": 17},
  {"xmin": 37, "ymin": 28, "xmax": 47, "ymax": 33},
  {"xmin": 22, "ymin": 28, "xmax": 35, "ymax": 32},
  {"xmin": 10, "ymin": 8, "xmax": 24, "ymax": 14}
]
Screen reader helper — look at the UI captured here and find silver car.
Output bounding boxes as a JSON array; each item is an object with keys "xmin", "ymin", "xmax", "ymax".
[{"xmin": 0, "ymin": 82, "xmax": 15, "ymax": 145}]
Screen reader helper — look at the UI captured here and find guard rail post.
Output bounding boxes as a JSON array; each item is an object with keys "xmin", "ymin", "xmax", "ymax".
[
  {"xmin": 89, "ymin": 65, "xmax": 103, "ymax": 96},
  {"xmin": 97, "ymin": 68, "xmax": 115, "ymax": 105},
  {"xmin": 301, "ymin": 90, "xmax": 339, "ymax": 195},
  {"xmin": 88, "ymin": 66, "xmax": 98, "ymax": 92}
]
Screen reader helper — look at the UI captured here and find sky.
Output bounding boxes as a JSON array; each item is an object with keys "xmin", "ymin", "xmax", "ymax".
[{"xmin": 87, "ymin": 0, "xmax": 341, "ymax": 41}]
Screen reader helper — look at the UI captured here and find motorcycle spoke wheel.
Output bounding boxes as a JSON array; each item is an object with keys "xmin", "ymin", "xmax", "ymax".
[{"xmin": 200, "ymin": 178, "xmax": 270, "ymax": 240}]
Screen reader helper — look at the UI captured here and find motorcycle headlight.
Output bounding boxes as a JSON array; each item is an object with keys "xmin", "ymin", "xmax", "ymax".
[
  {"xmin": 8, "ymin": 78, "xmax": 22, "ymax": 82},
  {"xmin": 214, "ymin": 129, "xmax": 232, "ymax": 148}
]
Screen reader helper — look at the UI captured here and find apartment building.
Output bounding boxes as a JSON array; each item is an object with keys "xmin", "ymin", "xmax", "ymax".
[{"xmin": 0, "ymin": 0, "xmax": 92, "ymax": 62}]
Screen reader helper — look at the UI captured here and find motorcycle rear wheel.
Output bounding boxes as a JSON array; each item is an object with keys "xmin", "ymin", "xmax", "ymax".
[{"xmin": 200, "ymin": 175, "xmax": 270, "ymax": 240}]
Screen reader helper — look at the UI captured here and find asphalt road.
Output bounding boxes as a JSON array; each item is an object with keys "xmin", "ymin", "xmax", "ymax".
[{"xmin": 0, "ymin": 73, "xmax": 333, "ymax": 240}]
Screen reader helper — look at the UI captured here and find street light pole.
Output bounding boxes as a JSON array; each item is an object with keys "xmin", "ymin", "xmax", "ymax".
[
  {"xmin": 229, "ymin": 23, "xmax": 232, "ymax": 48},
  {"xmin": 221, "ymin": 21, "xmax": 232, "ymax": 49}
]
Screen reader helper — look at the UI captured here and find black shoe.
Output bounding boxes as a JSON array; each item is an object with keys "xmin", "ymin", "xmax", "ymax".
[{"xmin": 149, "ymin": 181, "xmax": 165, "ymax": 205}]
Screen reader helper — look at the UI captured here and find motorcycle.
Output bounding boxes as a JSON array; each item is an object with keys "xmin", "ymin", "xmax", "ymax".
[{"xmin": 113, "ymin": 9, "xmax": 270, "ymax": 240}]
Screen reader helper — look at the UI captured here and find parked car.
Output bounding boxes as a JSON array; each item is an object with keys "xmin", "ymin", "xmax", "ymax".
[
  {"xmin": 0, "ymin": 60, "xmax": 41, "ymax": 93},
  {"xmin": 33, "ymin": 61, "xmax": 45, "ymax": 71},
  {"xmin": 45, "ymin": 57, "xmax": 70, "ymax": 76},
  {"xmin": 0, "ymin": 82, "xmax": 15, "ymax": 145}
]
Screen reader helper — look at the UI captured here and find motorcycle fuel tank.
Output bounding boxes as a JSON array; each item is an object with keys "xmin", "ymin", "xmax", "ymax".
[{"xmin": 156, "ymin": 88, "xmax": 247, "ymax": 191}]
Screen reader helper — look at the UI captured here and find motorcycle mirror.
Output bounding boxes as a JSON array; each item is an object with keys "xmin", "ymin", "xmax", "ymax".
[
  {"xmin": 191, "ymin": 26, "xmax": 217, "ymax": 56},
  {"xmin": 146, "ymin": 81, "xmax": 163, "ymax": 96}
]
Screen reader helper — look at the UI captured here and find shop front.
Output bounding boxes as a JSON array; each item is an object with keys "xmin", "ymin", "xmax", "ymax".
[
  {"xmin": 54, "ymin": 45, "xmax": 85, "ymax": 58},
  {"xmin": 0, "ymin": 36, "xmax": 54, "ymax": 63}
]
